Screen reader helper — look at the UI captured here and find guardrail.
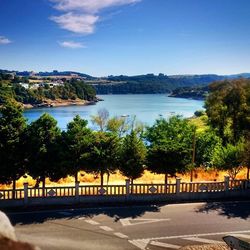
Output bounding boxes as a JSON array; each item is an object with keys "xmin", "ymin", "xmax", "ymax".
[{"xmin": 0, "ymin": 176, "xmax": 249, "ymax": 202}]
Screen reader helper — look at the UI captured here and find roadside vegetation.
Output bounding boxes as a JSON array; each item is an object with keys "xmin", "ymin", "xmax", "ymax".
[{"xmin": 0, "ymin": 78, "xmax": 249, "ymax": 195}]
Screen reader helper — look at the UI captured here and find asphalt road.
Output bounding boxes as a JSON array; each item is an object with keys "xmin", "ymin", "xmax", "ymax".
[{"xmin": 6, "ymin": 201, "xmax": 250, "ymax": 250}]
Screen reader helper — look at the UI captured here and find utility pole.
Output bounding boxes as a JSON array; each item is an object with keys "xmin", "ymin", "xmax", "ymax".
[{"xmin": 190, "ymin": 129, "xmax": 196, "ymax": 182}]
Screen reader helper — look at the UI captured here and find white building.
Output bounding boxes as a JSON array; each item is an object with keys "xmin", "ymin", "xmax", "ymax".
[{"xmin": 19, "ymin": 83, "xmax": 29, "ymax": 89}]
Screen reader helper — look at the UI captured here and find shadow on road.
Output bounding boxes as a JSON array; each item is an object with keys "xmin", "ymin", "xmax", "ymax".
[
  {"xmin": 195, "ymin": 201, "xmax": 250, "ymax": 219},
  {"xmin": 8, "ymin": 204, "xmax": 161, "ymax": 226}
]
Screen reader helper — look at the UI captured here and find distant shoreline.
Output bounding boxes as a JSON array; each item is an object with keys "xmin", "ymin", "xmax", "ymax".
[
  {"xmin": 168, "ymin": 95, "xmax": 205, "ymax": 101},
  {"xmin": 22, "ymin": 98, "xmax": 103, "ymax": 110}
]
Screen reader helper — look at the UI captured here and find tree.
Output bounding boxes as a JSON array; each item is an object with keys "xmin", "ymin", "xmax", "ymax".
[
  {"xmin": 91, "ymin": 108, "xmax": 109, "ymax": 131},
  {"xmin": 25, "ymin": 113, "xmax": 61, "ymax": 194},
  {"xmin": 86, "ymin": 132, "xmax": 120, "ymax": 187},
  {"xmin": 106, "ymin": 116, "xmax": 129, "ymax": 137},
  {"xmin": 119, "ymin": 131, "xmax": 147, "ymax": 185},
  {"xmin": 106, "ymin": 115, "xmax": 144, "ymax": 138},
  {"xmin": 147, "ymin": 143, "xmax": 190, "ymax": 185},
  {"xmin": 195, "ymin": 130, "xmax": 222, "ymax": 168},
  {"xmin": 205, "ymin": 79, "xmax": 250, "ymax": 144},
  {"xmin": 61, "ymin": 115, "xmax": 94, "ymax": 183},
  {"xmin": 223, "ymin": 81, "xmax": 249, "ymax": 142},
  {"xmin": 145, "ymin": 116, "xmax": 195, "ymax": 184},
  {"xmin": 212, "ymin": 142, "xmax": 244, "ymax": 180},
  {"xmin": 0, "ymin": 101, "xmax": 27, "ymax": 198}
]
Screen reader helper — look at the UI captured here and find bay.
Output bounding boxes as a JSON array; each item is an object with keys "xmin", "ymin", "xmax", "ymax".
[{"xmin": 23, "ymin": 94, "xmax": 204, "ymax": 130}]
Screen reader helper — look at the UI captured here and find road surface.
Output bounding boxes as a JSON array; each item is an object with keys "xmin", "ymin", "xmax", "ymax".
[{"xmin": 6, "ymin": 201, "xmax": 250, "ymax": 250}]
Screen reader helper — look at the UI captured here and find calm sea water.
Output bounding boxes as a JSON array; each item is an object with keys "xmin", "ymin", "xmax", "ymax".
[{"xmin": 23, "ymin": 94, "xmax": 204, "ymax": 130}]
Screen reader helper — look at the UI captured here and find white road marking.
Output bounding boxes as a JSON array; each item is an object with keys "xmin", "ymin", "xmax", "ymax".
[
  {"xmin": 129, "ymin": 239, "xmax": 150, "ymax": 250},
  {"xmin": 58, "ymin": 212, "xmax": 72, "ymax": 216},
  {"xmin": 183, "ymin": 237, "xmax": 223, "ymax": 244},
  {"xmin": 78, "ymin": 217, "xmax": 85, "ymax": 220},
  {"xmin": 120, "ymin": 218, "xmax": 170, "ymax": 226},
  {"xmin": 130, "ymin": 230, "xmax": 250, "ymax": 250},
  {"xmin": 84, "ymin": 219, "xmax": 100, "ymax": 225},
  {"xmin": 150, "ymin": 240, "xmax": 180, "ymax": 249},
  {"xmin": 114, "ymin": 232, "xmax": 128, "ymax": 239},
  {"xmin": 99, "ymin": 226, "xmax": 113, "ymax": 232},
  {"xmin": 134, "ymin": 230, "xmax": 250, "ymax": 242},
  {"xmin": 232, "ymin": 234, "xmax": 250, "ymax": 240}
]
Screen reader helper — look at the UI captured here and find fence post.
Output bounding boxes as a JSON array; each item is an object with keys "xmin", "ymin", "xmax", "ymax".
[
  {"xmin": 125, "ymin": 179, "xmax": 130, "ymax": 196},
  {"xmin": 23, "ymin": 183, "xmax": 28, "ymax": 206},
  {"xmin": 224, "ymin": 176, "xmax": 229, "ymax": 191},
  {"xmin": 176, "ymin": 178, "xmax": 181, "ymax": 194},
  {"xmin": 75, "ymin": 181, "xmax": 80, "ymax": 203}
]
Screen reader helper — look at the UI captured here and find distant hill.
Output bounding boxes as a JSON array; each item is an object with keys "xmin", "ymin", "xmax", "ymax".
[
  {"xmin": 0, "ymin": 69, "xmax": 94, "ymax": 79},
  {"xmin": 168, "ymin": 74, "xmax": 225, "ymax": 85},
  {"xmin": 91, "ymin": 73, "xmax": 249, "ymax": 94},
  {"xmin": 169, "ymin": 86, "xmax": 210, "ymax": 100},
  {"xmin": 1, "ymin": 69, "xmax": 249, "ymax": 94},
  {"xmin": 37, "ymin": 70, "xmax": 94, "ymax": 79}
]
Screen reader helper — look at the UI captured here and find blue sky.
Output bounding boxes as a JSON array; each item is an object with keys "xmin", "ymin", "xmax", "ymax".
[{"xmin": 0, "ymin": 0, "xmax": 250, "ymax": 76}]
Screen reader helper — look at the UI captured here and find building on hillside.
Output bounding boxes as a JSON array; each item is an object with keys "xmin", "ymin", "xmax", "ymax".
[{"xmin": 19, "ymin": 83, "xmax": 29, "ymax": 89}]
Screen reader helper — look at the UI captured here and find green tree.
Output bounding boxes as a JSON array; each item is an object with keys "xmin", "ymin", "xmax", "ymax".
[
  {"xmin": 224, "ymin": 81, "xmax": 249, "ymax": 142},
  {"xmin": 205, "ymin": 79, "xmax": 250, "ymax": 144},
  {"xmin": 212, "ymin": 142, "xmax": 244, "ymax": 180},
  {"xmin": 91, "ymin": 108, "xmax": 110, "ymax": 131},
  {"xmin": 0, "ymin": 81, "xmax": 14, "ymax": 104},
  {"xmin": 145, "ymin": 116, "xmax": 195, "ymax": 184},
  {"xmin": 0, "ymin": 100, "xmax": 27, "ymax": 198},
  {"xmin": 61, "ymin": 115, "xmax": 93, "ymax": 183},
  {"xmin": 106, "ymin": 116, "xmax": 129, "ymax": 137},
  {"xmin": 195, "ymin": 130, "xmax": 222, "ymax": 168},
  {"xmin": 119, "ymin": 131, "xmax": 147, "ymax": 185},
  {"xmin": 106, "ymin": 115, "xmax": 144, "ymax": 138},
  {"xmin": 86, "ymin": 132, "xmax": 120, "ymax": 187},
  {"xmin": 25, "ymin": 113, "xmax": 61, "ymax": 195}
]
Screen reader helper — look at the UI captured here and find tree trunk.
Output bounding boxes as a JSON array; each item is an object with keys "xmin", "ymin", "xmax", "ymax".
[
  {"xmin": 107, "ymin": 172, "xmax": 110, "ymax": 185},
  {"xmin": 165, "ymin": 174, "xmax": 168, "ymax": 193},
  {"xmin": 191, "ymin": 130, "xmax": 196, "ymax": 182},
  {"xmin": 100, "ymin": 170, "xmax": 104, "ymax": 188},
  {"xmin": 12, "ymin": 178, "xmax": 16, "ymax": 200},
  {"xmin": 247, "ymin": 167, "xmax": 250, "ymax": 180},
  {"xmin": 131, "ymin": 178, "xmax": 134, "ymax": 194},
  {"xmin": 190, "ymin": 170, "xmax": 193, "ymax": 182},
  {"xmin": 75, "ymin": 172, "xmax": 78, "ymax": 183},
  {"xmin": 42, "ymin": 176, "xmax": 46, "ymax": 197}
]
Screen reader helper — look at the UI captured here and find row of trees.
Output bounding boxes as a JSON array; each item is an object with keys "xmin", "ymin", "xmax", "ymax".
[
  {"xmin": 0, "ymin": 102, "xmax": 147, "ymax": 197},
  {"xmin": 0, "ymin": 79, "xmax": 249, "ymax": 198}
]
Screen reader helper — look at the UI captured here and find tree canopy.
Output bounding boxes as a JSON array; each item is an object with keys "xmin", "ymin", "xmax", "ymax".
[
  {"xmin": 0, "ymin": 101, "xmax": 27, "ymax": 196},
  {"xmin": 145, "ymin": 116, "xmax": 196, "ymax": 183},
  {"xmin": 25, "ymin": 113, "xmax": 61, "ymax": 190},
  {"xmin": 119, "ymin": 131, "xmax": 146, "ymax": 183},
  {"xmin": 86, "ymin": 131, "xmax": 120, "ymax": 186},
  {"xmin": 205, "ymin": 79, "xmax": 250, "ymax": 144},
  {"xmin": 61, "ymin": 115, "xmax": 94, "ymax": 182}
]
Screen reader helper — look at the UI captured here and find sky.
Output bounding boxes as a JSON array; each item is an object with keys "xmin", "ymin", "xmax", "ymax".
[{"xmin": 0, "ymin": 0, "xmax": 250, "ymax": 76}]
